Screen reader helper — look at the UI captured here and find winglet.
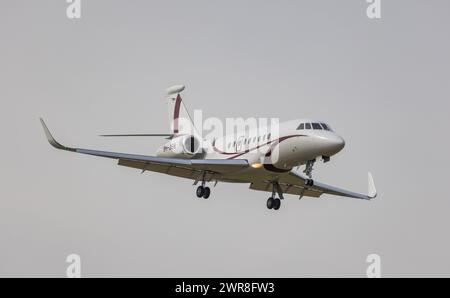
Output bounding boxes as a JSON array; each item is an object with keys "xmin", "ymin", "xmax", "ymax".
[
  {"xmin": 39, "ymin": 118, "xmax": 75, "ymax": 152},
  {"xmin": 368, "ymin": 172, "xmax": 377, "ymax": 199}
]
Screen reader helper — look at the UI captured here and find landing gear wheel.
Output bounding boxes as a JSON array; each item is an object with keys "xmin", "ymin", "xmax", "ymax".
[
  {"xmin": 266, "ymin": 197, "xmax": 274, "ymax": 209},
  {"xmin": 273, "ymin": 198, "xmax": 281, "ymax": 210},
  {"xmin": 196, "ymin": 186, "xmax": 205, "ymax": 198},
  {"xmin": 202, "ymin": 187, "xmax": 210, "ymax": 199}
]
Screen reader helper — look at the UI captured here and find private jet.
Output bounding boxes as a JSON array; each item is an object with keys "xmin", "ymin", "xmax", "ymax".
[{"xmin": 40, "ymin": 85, "xmax": 377, "ymax": 211}]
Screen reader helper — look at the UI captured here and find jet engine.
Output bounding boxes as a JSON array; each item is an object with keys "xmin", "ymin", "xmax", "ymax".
[{"xmin": 156, "ymin": 135, "xmax": 202, "ymax": 159}]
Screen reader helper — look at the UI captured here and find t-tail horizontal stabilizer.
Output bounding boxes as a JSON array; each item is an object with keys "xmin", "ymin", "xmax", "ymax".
[{"xmin": 99, "ymin": 134, "xmax": 174, "ymax": 139}]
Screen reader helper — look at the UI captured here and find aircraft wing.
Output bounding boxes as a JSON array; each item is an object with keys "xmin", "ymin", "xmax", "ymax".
[
  {"xmin": 250, "ymin": 170, "xmax": 377, "ymax": 200},
  {"xmin": 40, "ymin": 119, "xmax": 248, "ymax": 180}
]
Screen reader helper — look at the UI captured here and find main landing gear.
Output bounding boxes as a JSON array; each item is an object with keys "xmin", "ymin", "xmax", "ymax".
[
  {"xmin": 196, "ymin": 185, "xmax": 211, "ymax": 199},
  {"xmin": 195, "ymin": 173, "xmax": 211, "ymax": 199},
  {"xmin": 266, "ymin": 197, "xmax": 281, "ymax": 210},
  {"xmin": 267, "ymin": 181, "xmax": 283, "ymax": 211}
]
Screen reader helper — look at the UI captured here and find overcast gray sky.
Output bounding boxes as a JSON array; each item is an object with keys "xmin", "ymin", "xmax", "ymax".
[{"xmin": 1, "ymin": 0, "xmax": 450, "ymax": 277}]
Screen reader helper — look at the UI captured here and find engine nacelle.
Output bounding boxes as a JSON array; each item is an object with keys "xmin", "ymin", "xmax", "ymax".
[{"xmin": 156, "ymin": 135, "xmax": 202, "ymax": 159}]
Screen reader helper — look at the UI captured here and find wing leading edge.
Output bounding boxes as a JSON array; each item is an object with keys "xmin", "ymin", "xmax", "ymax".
[{"xmin": 40, "ymin": 119, "xmax": 248, "ymax": 175}]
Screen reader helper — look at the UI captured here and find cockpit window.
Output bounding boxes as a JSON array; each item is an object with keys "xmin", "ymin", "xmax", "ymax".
[
  {"xmin": 299, "ymin": 122, "xmax": 333, "ymax": 131},
  {"xmin": 321, "ymin": 123, "xmax": 333, "ymax": 131},
  {"xmin": 312, "ymin": 123, "xmax": 322, "ymax": 130}
]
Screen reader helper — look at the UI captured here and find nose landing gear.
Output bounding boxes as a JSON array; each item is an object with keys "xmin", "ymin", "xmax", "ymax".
[
  {"xmin": 303, "ymin": 159, "xmax": 315, "ymax": 178},
  {"xmin": 303, "ymin": 159, "xmax": 316, "ymax": 187}
]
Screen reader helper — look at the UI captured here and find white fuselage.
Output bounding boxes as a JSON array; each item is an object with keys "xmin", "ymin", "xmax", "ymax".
[{"xmin": 157, "ymin": 119, "xmax": 345, "ymax": 183}]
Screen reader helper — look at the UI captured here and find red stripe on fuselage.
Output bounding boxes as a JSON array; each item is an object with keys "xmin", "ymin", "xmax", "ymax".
[{"xmin": 212, "ymin": 134, "xmax": 306, "ymax": 160}]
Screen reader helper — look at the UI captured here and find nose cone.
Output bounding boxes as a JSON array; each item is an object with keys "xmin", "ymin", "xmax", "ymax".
[{"xmin": 322, "ymin": 134, "xmax": 345, "ymax": 156}]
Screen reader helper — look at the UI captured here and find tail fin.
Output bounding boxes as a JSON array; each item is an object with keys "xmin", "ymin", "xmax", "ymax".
[{"xmin": 166, "ymin": 85, "xmax": 198, "ymax": 136}]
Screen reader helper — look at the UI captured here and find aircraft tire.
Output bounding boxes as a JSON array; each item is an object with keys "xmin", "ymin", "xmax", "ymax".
[
  {"xmin": 267, "ymin": 197, "xmax": 274, "ymax": 209},
  {"xmin": 273, "ymin": 199, "xmax": 281, "ymax": 210},
  {"xmin": 196, "ymin": 186, "xmax": 205, "ymax": 198},
  {"xmin": 203, "ymin": 187, "xmax": 210, "ymax": 199}
]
